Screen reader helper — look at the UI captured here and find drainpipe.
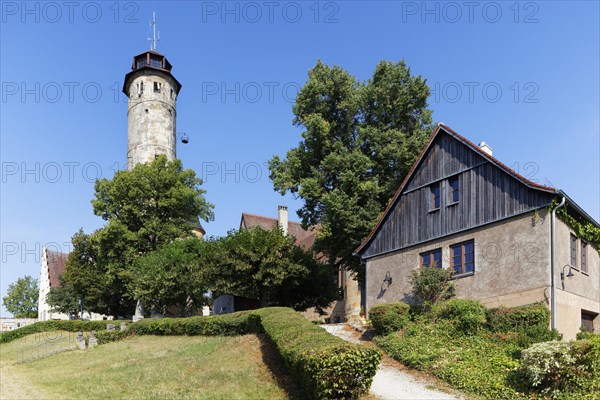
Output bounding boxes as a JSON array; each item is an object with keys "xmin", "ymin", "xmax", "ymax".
[{"xmin": 550, "ymin": 196, "xmax": 566, "ymax": 331}]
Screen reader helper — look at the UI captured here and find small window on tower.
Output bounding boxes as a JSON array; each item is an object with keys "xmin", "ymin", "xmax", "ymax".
[
  {"xmin": 154, "ymin": 82, "xmax": 161, "ymax": 93},
  {"xmin": 150, "ymin": 58, "xmax": 162, "ymax": 68},
  {"xmin": 137, "ymin": 81, "xmax": 144, "ymax": 96},
  {"xmin": 170, "ymin": 89, "xmax": 174, "ymax": 100}
]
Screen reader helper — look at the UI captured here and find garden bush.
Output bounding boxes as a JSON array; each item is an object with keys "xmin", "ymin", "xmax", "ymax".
[
  {"xmin": 486, "ymin": 303, "xmax": 560, "ymax": 347},
  {"xmin": 486, "ymin": 303, "xmax": 549, "ymax": 333},
  {"xmin": 521, "ymin": 340, "xmax": 584, "ymax": 397},
  {"xmin": 368, "ymin": 302, "xmax": 410, "ymax": 335},
  {"xmin": 95, "ymin": 329, "xmax": 131, "ymax": 345},
  {"xmin": 254, "ymin": 307, "xmax": 381, "ymax": 400},
  {"xmin": 520, "ymin": 335, "xmax": 600, "ymax": 398},
  {"xmin": 0, "ymin": 320, "xmax": 130, "ymax": 344},
  {"xmin": 431, "ymin": 299, "xmax": 486, "ymax": 334},
  {"xmin": 408, "ymin": 266, "xmax": 455, "ymax": 310},
  {"xmin": 576, "ymin": 329, "xmax": 598, "ymax": 341}
]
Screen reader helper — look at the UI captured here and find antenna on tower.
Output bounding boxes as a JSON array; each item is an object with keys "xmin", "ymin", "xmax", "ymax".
[{"xmin": 148, "ymin": 12, "xmax": 160, "ymax": 51}]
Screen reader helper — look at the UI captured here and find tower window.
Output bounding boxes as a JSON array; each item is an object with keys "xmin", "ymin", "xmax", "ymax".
[
  {"xmin": 170, "ymin": 89, "xmax": 174, "ymax": 100},
  {"xmin": 137, "ymin": 81, "xmax": 144, "ymax": 95},
  {"xmin": 154, "ymin": 82, "xmax": 161, "ymax": 93},
  {"xmin": 150, "ymin": 58, "xmax": 162, "ymax": 68}
]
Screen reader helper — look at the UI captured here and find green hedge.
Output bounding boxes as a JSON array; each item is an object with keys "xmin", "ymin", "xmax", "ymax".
[
  {"xmin": 128, "ymin": 311, "xmax": 259, "ymax": 336},
  {"xmin": 486, "ymin": 303, "xmax": 549, "ymax": 333},
  {"xmin": 485, "ymin": 303, "xmax": 559, "ymax": 346},
  {"xmin": 94, "ymin": 329, "xmax": 132, "ymax": 345},
  {"xmin": 369, "ymin": 302, "xmax": 410, "ymax": 335},
  {"xmin": 254, "ymin": 307, "xmax": 381, "ymax": 400},
  {"xmin": 0, "ymin": 320, "xmax": 130, "ymax": 344},
  {"xmin": 431, "ymin": 299, "xmax": 486, "ymax": 334}
]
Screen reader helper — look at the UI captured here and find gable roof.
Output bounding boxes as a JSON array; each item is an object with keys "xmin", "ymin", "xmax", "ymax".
[
  {"xmin": 355, "ymin": 123, "xmax": 565, "ymax": 255},
  {"xmin": 45, "ymin": 249, "xmax": 68, "ymax": 289},
  {"xmin": 240, "ymin": 212, "xmax": 316, "ymax": 250}
]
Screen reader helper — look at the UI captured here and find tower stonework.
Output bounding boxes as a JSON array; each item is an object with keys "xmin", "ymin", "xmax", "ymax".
[{"xmin": 123, "ymin": 50, "xmax": 182, "ymax": 169}]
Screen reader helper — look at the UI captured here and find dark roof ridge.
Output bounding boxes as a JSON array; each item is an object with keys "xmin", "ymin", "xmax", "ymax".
[{"xmin": 354, "ymin": 123, "xmax": 560, "ymax": 255}]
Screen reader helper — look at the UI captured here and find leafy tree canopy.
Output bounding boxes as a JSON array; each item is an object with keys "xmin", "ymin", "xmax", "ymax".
[
  {"xmin": 63, "ymin": 156, "xmax": 214, "ymax": 318},
  {"xmin": 269, "ymin": 60, "xmax": 433, "ymax": 275},
  {"xmin": 131, "ymin": 238, "xmax": 209, "ymax": 315},
  {"xmin": 203, "ymin": 227, "xmax": 337, "ymax": 310},
  {"xmin": 46, "ymin": 276, "xmax": 80, "ymax": 317},
  {"xmin": 2, "ymin": 275, "xmax": 38, "ymax": 318}
]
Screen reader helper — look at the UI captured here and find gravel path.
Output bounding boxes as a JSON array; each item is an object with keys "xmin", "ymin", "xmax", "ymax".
[{"xmin": 322, "ymin": 324, "xmax": 464, "ymax": 400}]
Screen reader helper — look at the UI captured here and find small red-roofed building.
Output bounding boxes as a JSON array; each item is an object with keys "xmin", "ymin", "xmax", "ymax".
[
  {"xmin": 213, "ymin": 206, "xmax": 361, "ymax": 322},
  {"xmin": 38, "ymin": 247, "xmax": 70, "ymax": 321},
  {"xmin": 38, "ymin": 247, "xmax": 108, "ymax": 321}
]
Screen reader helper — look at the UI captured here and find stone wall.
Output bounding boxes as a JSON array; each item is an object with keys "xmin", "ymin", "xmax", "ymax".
[{"xmin": 365, "ymin": 211, "xmax": 550, "ymax": 312}]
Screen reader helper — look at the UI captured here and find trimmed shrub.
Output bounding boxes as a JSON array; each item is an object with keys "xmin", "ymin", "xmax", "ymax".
[
  {"xmin": 369, "ymin": 302, "xmax": 410, "ymax": 335},
  {"xmin": 486, "ymin": 303, "xmax": 560, "ymax": 347},
  {"xmin": 128, "ymin": 311, "xmax": 257, "ymax": 336},
  {"xmin": 0, "ymin": 320, "xmax": 130, "ymax": 344},
  {"xmin": 432, "ymin": 299, "xmax": 486, "ymax": 334},
  {"xmin": 254, "ymin": 307, "xmax": 381, "ymax": 400},
  {"xmin": 486, "ymin": 303, "xmax": 549, "ymax": 333},
  {"xmin": 95, "ymin": 329, "xmax": 131, "ymax": 345}
]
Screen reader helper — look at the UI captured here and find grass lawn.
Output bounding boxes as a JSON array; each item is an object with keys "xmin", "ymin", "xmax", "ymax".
[{"xmin": 1, "ymin": 332, "xmax": 300, "ymax": 399}]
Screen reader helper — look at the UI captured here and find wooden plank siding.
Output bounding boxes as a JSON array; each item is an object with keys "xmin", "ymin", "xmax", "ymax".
[{"xmin": 361, "ymin": 133, "xmax": 554, "ymax": 258}]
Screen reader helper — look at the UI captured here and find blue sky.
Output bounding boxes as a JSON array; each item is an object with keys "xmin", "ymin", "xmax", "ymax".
[{"xmin": 1, "ymin": 1, "xmax": 598, "ymax": 316}]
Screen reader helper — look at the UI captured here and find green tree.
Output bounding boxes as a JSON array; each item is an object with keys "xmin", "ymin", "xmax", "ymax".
[
  {"xmin": 2, "ymin": 275, "xmax": 38, "ymax": 318},
  {"xmin": 46, "ymin": 276, "xmax": 79, "ymax": 317},
  {"xmin": 131, "ymin": 238, "xmax": 209, "ymax": 315},
  {"xmin": 63, "ymin": 156, "xmax": 214, "ymax": 318},
  {"xmin": 92, "ymin": 155, "xmax": 213, "ymax": 253},
  {"xmin": 269, "ymin": 60, "xmax": 432, "ymax": 276},
  {"xmin": 63, "ymin": 228, "xmax": 132, "ymax": 317},
  {"xmin": 204, "ymin": 227, "xmax": 337, "ymax": 310}
]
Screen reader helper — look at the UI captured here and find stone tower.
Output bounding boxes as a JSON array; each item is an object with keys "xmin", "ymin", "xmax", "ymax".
[{"xmin": 122, "ymin": 50, "xmax": 182, "ymax": 169}]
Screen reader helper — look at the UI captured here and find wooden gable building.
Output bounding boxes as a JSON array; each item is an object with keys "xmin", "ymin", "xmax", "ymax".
[{"xmin": 356, "ymin": 124, "xmax": 599, "ymax": 339}]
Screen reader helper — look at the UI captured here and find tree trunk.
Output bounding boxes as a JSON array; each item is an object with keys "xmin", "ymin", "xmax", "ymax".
[{"xmin": 260, "ymin": 288, "xmax": 268, "ymax": 308}]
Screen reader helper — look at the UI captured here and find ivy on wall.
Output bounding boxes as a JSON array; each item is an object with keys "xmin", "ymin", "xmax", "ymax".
[{"xmin": 548, "ymin": 199, "xmax": 600, "ymax": 255}]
